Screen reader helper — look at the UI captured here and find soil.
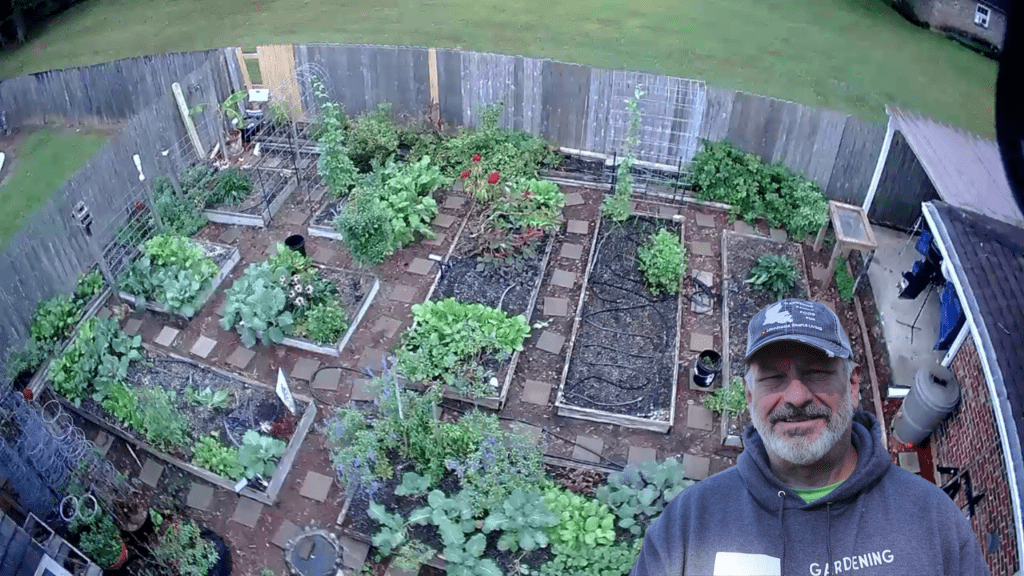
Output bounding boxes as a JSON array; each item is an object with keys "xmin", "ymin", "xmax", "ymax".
[
  {"xmin": 561, "ymin": 216, "xmax": 679, "ymax": 421},
  {"xmin": 724, "ymin": 233, "xmax": 810, "ymax": 380},
  {"xmin": 199, "ymin": 240, "xmax": 236, "ymax": 269},
  {"xmin": 317, "ymin": 266, "xmax": 375, "ymax": 319},
  {"xmin": 74, "ymin": 351, "xmax": 302, "ymax": 466},
  {"xmin": 311, "ymin": 199, "xmax": 344, "ymax": 229},
  {"xmin": 540, "ymin": 153, "xmax": 610, "ymax": 184}
]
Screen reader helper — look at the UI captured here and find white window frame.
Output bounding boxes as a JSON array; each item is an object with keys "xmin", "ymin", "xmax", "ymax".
[{"xmin": 975, "ymin": 4, "xmax": 990, "ymax": 28}]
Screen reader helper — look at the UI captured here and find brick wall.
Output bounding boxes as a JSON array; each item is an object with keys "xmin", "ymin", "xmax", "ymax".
[
  {"xmin": 929, "ymin": 0, "xmax": 1007, "ymax": 50},
  {"xmin": 892, "ymin": 0, "xmax": 937, "ymax": 26},
  {"xmin": 932, "ymin": 339, "xmax": 1019, "ymax": 576}
]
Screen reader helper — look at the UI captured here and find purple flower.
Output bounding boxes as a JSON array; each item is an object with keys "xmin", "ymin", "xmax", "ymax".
[
  {"xmin": 389, "ymin": 433, "xmax": 398, "ymax": 441},
  {"xmin": 353, "ymin": 457, "xmax": 362, "ymax": 469}
]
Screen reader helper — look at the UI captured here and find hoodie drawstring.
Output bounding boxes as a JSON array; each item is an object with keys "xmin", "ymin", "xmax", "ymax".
[
  {"xmin": 826, "ymin": 502, "xmax": 833, "ymax": 574},
  {"xmin": 778, "ymin": 490, "xmax": 786, "ymax": 575}
]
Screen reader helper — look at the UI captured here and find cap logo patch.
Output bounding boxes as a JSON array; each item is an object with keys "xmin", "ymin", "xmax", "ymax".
[{"xmin": 763, "ymin": 302, "xmax": 792, "ymax": 325}]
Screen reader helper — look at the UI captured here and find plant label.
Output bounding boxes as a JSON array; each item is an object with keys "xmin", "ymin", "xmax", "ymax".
[{"xmin": 277, "ymin": 368, "xmax": 297, "ymax": 415}]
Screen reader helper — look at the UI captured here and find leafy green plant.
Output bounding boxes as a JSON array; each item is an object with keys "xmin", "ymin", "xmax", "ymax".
[
  {"xmin": 690, "ymin": 140, "xmax": 828, "ymax": 239},
  {"xmin": 153, "ymin": 178, "xmax": 206, "ymax": 237},
  {"xmin": 376, "ymin": 156, "xmax": 444, "ymax": 246},
  {"xmin": 186, "ymin": 386, "xmax": 231, "ymax": 410},
  {"xmin": 704, "ymin": 376, "xmax": 747, "ymax": 416},
  {"xmin": 439, "ymin": 531, "xmax": 501, "ymax": 576},
  {"xmin": 746, "ymin": 253, "xmax": 799, "ymax": 300},
  {"xmin": 100, "ymin": 380, "xmax": 141, "ymax": 431},
  {"xmin": 408, "ymin": 490, "xmax": 502, "ymax": 576},
  {"xmin": 602, "ymin": 87, "xmax": 643, "ymax": 222},
  {"xmin": 835, "ymin": 255, "xmax": 854, "ymax": 301},
  {"xmin": 312, "ymin": 76, "xmax": 358, "ymax": 198},
  {"xmin": 334, "ymin": 192, "xmax": 396, "ymax": 265},
  {"xmin": 220, "ymin": 261, "xmax": 295, "ymax": 347},
  {"xmin": 141, "ymin": 516, "xmax": 220, "ymax": 576},
  {"xmin": 120, "ymin": 235, "xmax": 218, "ymax": 316},
  {"xmin": 637, "ymin": 228, "xmax": 685, "ymax": 296},
  {"xmin": 596, "ymin": 457, "xmax": 694, "ymax": 536},
  {"xmin": 368, "ymin": 502, "xmax": 409, "ymax": 557},
  {"xmin": 482, "ymin": 489, "xmax": 558, "ymax": 552},
  {"xmin": 475, "ymin": 177, "xmax": 563, "ymax": 266},
  {"xmin": 394, "ymin": 471, "xmax": 432, "ymax": 496},
  {"xmin": 268, "ymin": 100, "xmax": 291, "ymax": 127},
  {"xmin": 4, "ymin": 339, "xmax": 52, "ymax": 383},
  {"xmin": 50, "ymin": 317, "xmax": 142, "ymax": 405},
  {"xmin": 206, "ymin": 167, "xmax": 253, "ymax": 206},
  {"xmin": 31, "ymin": 294, "xmax": 80, "ymax": 345},
  {"xmin": 543, "ymin": 487, "xmax": 617, "ymax": 549},
  {"xmin": 75, "ymin": 512, "xmax": 122, "ymax": 568},
  {"xmin": 238, "ymin": 430, "xmax": 287, "ymax": 479},
  {"xmin": 192, "ymin": 434, "xmax": 242, "ymax": 479},
  {"xmin": 396, "ymin": 298, "xmax": 530, "ymax": 398},
  {"xmin": 220, "ymin": 90, "xmax": 248, "ymax": 131},
  {"xmin": 348, "ymin": 103, "xmax": 400, "ymax": 172},
  {"xmin": 136, "ymin": 386, "xmax": 189, "ymax": 450},
  {"xmin": 300, "ymin": 301, "xmax": 349, "ymax": 345},
  {"xmin": 539, "ymin": 538, "xmax": 641, "ymax": 576},
  {"xmin": 75, "ymin": 270, "xmax": 104, "ymax": 301}
]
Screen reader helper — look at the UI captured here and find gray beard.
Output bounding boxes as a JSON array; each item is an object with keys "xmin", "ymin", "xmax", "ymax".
[{"xmin": 750, "ymin": 392, "xmax": 853, "ymax": 466}]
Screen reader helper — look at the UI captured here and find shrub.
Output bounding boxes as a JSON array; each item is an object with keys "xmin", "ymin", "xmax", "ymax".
[
  {"xmin": 154, "ymin": 178, "xmax": 206, "ymax": 237},
  {"xmin": 302, "ymin": 301, "xmax": 349, "ymax": 345},
  {"xmin": 141, "ymin": 515, "xmax": 220, "ymax": 576},
  {"xmin": 704, "ymin": 376, "xmax": 748, "ymax": 415},
  {"xmin": 348, "ymin": 103, "xmax": 400, "ymax": 172},
  {"xmin": 334, "ymin": 193, "xmax": 396, "ymax": 266},
  {"xmin": 746, "ymin": 253, "xmax": 799, "ymax": 300},
  {"xmin": 637, "ymin": 228, "xmax": 686, "ymax": 297},
  {"xmin": 4, "ymin": 339, "xmax": 52, "ymax": 383},
  {"xmin": 75, "ymin": 512, "xmax": 122, "ymax": 568},
  {"xmin": 690, "ymin": 140, "xmax": 828, "ymax": 239}
]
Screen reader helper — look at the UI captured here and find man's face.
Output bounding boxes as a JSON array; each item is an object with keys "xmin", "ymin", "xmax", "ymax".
[{"xmin": 745, "ymin": 341, "xmax": 860, "ymax": 466}]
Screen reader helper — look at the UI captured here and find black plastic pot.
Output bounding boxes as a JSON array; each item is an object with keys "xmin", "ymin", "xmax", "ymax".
[
  {"xmin": 692, "ymin": 349, "xmax": 722, "ymax": 388},
  {"xmin": 285, "ymin": 234, "xmax": 306, "ymax": 257}
]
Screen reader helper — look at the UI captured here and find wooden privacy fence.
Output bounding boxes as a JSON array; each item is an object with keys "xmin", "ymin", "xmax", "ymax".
[{"xmin": 0, "ymin": 43, "xmax": 891, "ymax": 364}]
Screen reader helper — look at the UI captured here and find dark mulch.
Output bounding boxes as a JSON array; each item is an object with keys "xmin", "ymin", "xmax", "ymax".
[
  {"xmin": 318, "ymin": 266, "xmax": 375, "ymax": 318},
  {"xmin": 561, "ymin": 217, "xmax": 680, "ymax": 420},
  {"xmin": 432, "ymin": 245, "xmax": 548, "ymax": 319},
  {"xmin": 311, "ymin": 198, "xmax": 343, "ymax": 228}
]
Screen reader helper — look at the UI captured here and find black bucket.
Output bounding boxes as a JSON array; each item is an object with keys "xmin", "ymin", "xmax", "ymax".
[
  {"xmin": 285, "ymin": 234, "xmax": 306, "ymax": 257},
  {"xmin": 692, "ymin": 350, "xmax": 722, "ymax": 388}
]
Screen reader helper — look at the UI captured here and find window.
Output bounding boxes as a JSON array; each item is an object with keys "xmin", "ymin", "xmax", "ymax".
[{"xmin": 975, "ymin": 4, "xmax": 990, "ymax": 28}]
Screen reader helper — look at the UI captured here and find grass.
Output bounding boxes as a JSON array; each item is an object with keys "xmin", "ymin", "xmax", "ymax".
[
  {"xmin": 0, "ymin": 0, "xmax": 998, "ymax": 136},
  {"xmin": 0, "ymin": 129, "xmax": 109, "ymax": 245}
]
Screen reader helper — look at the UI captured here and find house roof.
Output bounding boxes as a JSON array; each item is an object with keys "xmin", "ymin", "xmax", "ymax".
[
  {"xmin": 925, "ymin": 200, "xmax": 1024, "ymax": 560},
  {"xmin": 0, "ymin": 514, "xmax": 45, "ymax": 576},
  {"xmin": 979, "ymin": 0, "xmax": 1009, "ymax": 14},
  {"xmin": 888, "ymin": 107, "xmax": 1024, "ymax": 226}
]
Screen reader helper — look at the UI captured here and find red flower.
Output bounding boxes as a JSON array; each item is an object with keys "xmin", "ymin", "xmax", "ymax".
[
  {"xmin": 22, "ymin": 388, "xmax": 33, "ymax": 402},
  {"xmin": 472, "ymin": 154, "xmax": 482, "ymax": 162},
  {"xmin": 460, "ymin": 170, "xmax": 471, "ymax": 179},
  {"xmin": 488, "ymin": 171, "xmax": 500, "ymax": 185},
  {"xmin": 523, "ymin": 190, "xmax": 534, "ymax": 199}
]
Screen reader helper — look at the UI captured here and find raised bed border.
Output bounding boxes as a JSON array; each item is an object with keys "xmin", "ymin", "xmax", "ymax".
[
  {"xmin": 203, "ymin": 170, "xmax": 298, "ymax": 228},
  {"xmin": 306, "ymin": 198, "xmax": 343, "ymax": 241},
  {"xmin": 554, "ymin": 212, "xmax": 684, "ymax": 434},
  {"xmin": 275, "ymin": 265, "xmax": 380, "ymax": 358},
  {"xmin": 27, "ymin": 285, "xmax": 113, "ymax": 397},
  {"xmin": 51, "ymin": 345, "xmax": 318, "ymax": 505},
  {"xmin": 117, "ymin": 241, "xmax": 240, "ymax": 320},
  {"xmin": 419, "ymin": 204, "xmax": 553, "ymax": 410}
]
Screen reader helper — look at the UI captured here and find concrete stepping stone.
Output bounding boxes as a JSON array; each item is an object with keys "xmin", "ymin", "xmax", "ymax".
[
  {"xmin": 424, "ymin": 232, "xmax": 446, "ymax": 246},
  {"xmin": 563, "ymin": 192, "xmax": 584, "ymax": 206},
  {"xmin": 543, "ymin": 297, "xmax": 570, "ymax": 317},
  {"xmin": 734, "ymin": 220, "xmax": 755, "ymax": 235},
  {"xmin": 155, "ymin": 326, "xmax": 180, "ymax": 347},
  {"xmin": 190, "ymin": 335, "xmax": 217, "ymax": 359},
  {"xmin": 683, "ymin": 453, "xmax": 711, "ymax": 480},
  {"xmin": 432, "ymin": 213, "xmax": 457, "ymax": 228},
  {"xmin": 770, "ymin": 228, "xmax": 788, "ymax": 242},
  {"xmin": 627, "ymin": 446, "xmax": 658, "ymax": 466},
  {"xmin": 690, "ymin": 332, "xmax": 714, "ymax": 352},
  {"xmin": 96, "ymin": 308, "xmax": 112, "ymax": 320},
  {"xmin": 284, "ymin": 210, "xmax": 309, "ymax": 226},
  {"xmin": 658, "ymin": 205, "xmax": 678, "ymax": 219},
  {"xmin": 811, "ymin": 265, "xmax": 829, "ymax": 283},
  {"xmin": 340, "ymin": 536, "xmax": 370, "ymax": 571},
  {"xmin": 695, "ymin": 213, "xmax": 716, "ymax": 228},
  {"xmin": 689, "ymin": 241, "xmax": 713, "ymax": 257},
  {"xmin": 231, "ymin": 497, "xmax": 264, "ymax": 528},
  {"xmin": 186, "ymin": 482, "xmax": 214, "ymax": 511},
  {"xmin": 407, "ymin": 257, "xmax": 434, "ymax": 275},
  {"xmin": 510, "ymin": 422, "xmax": 544, "ymax": 444},
  {"xmin": 521, "ymin": 379, "xmax": 552, "ymax": 406},
  {"xmin": 535, "ymin": 331, "xmax": 566, "ymax": 354},
  {"xmin": 560, "ymin": 243, "xmax": 584, "ymax": 259},
  {"xmin": 299, "ymin": 471, "xmax": 333, "ymax": 502},
  {"xmin": 566, "ymin": 220, "xmax": 589, "ymax": 235},
  {"xmin": 359, "ymin": 348, "xmax": 387, "ymax": 372},
  {"xmin": 388, "ymin": 284, "xmax": 418, "ymax": 303},
  {"xmin": 227, "ymin": 346, "xmax": 256, "ymax": 369},
  {"xmin": 139, "ymin": 458, "xmax": 164, "ymax": 488},
  {"xmin": 312, "ymin": 247, "xmax": 337, "ymax": 264},
  {"xmin": 686, "ymin": 405, "xmax": 714, "ymax": 431},
  {"xmin": 572, "ymin": 435, "xmax": 604, "ymax": 464},
  {"xmin": 123, "ymin": 318, "xmax": 143, "ymax": 336},
  {"xmin": 691, "ymin": 270, "xmax": 715, "ymax": 315},
  {"xmin": 291, "ymin": 357, "xmax": 321, "ymax": 382},
  {"xmin": 550, "ymin": 269, "xmax": 577, "ymax": 288},
  {"xmin": 350, "ymin": 379, "xmax": 375, "ymax": 402},
  {"xmin": 312, "ymin": 368, "xmax": 341, "ymax": 391},
  {"xmin": 370, "ymin": 316, "xmax": 402, "ymax": 339},
  {"xmin": 93, "ymin": 431, "xmax": 113, "ymax": 458},
  {"xmin": 272, "ymin": 519, "xmax": 301, "ymax": 549},
  {"xmin": 443, "ymin": 196, "xmax": 467, "ymax": 209},
  {"xmin": 218, "ymin": 226, "xmax": 241, "ymax": 244}
]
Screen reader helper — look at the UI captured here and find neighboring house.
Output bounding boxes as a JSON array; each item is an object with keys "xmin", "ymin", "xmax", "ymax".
[
  {"xmin": 917, "ymin": 201, "xmax": 1024, "ymax": 576},
  {"xmin": 892, "ymin": 0, "xmax": 1007, "ymax": 56}
]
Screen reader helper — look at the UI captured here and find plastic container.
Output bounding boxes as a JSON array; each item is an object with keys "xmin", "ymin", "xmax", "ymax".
[
  {"xmin": 692, "ymin": 350, "xmax": 722, "ymax": 388},
  {"xmin": 892, "ymin": 369, "xmax": 960, "ymax": 446},
  {"xmin": 285, "ymin": 234, "xmax": 306, "ymax": 257}
]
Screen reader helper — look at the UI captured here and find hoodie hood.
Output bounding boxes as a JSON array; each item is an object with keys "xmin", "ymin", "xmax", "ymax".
[{"xmin": 738, "ymin": 410, "xmax": 892, "ymax": 510}]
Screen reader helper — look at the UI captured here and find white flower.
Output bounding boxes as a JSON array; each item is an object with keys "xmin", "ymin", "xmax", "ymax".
[
  {"xmin": 306, "ymin": 285, "xmax": 314, "ymax": 294},
  {"xmin": 292, "ymin": 276, "xmax": 301, "ymax": 286},
  {"xmin": 296, "ymin": 296, "xmax": 306, "ymax": 306}
]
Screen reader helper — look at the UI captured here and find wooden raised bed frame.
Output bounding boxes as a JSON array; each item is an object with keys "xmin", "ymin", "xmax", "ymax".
[
  {"xmin": 52, "ymin": 347, "xmax": 317, "ymax": 505},
  {"xmin": 554, "ymin": 213, "xmax": 684, "ymax": 434},
  {"xmin": 26, "ymin": 285, "xmax": 112, "ymax": 397},
  {"xmin": 203, "ymin": 169, "xmax": 298, "ymax": 228}
]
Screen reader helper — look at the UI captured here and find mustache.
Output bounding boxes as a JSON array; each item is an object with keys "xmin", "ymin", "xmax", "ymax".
[{"xmin": 769, "ymin": 403, "xmax": 833, "ymax": 423}]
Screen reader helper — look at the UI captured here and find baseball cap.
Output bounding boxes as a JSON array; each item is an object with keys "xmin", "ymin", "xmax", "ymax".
[{"xmin": 744, "ymin": 299, "xmax": 852, "ymax": 363}]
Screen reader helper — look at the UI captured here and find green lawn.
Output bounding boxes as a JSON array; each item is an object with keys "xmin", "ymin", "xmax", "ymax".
[
  {"xmin": 0, "ymin": 129, "xmax": 108, "ymax": 245},
  {"xmin": 0, "ymin": 0, "xmax": 998, "ymax": 135}
]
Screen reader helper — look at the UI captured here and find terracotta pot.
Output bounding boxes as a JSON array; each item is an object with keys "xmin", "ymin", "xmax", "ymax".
[{"xmin": 108, "ymin": 540, "xmax": 128, "ymax": 570}]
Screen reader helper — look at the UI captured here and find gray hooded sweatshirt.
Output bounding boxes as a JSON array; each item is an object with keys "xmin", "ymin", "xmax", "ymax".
[{"xmin": 630, "ymin": 411, "xmax": 990, "ymax": 576}]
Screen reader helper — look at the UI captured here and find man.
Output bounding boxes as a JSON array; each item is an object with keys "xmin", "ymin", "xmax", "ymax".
[{"xmin": 631, "ymin": 298, "xmax": 989, "ymax": 576}]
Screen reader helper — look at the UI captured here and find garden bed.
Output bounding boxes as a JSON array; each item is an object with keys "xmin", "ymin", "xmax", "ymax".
[
  {"xmin": 25, "ymin": 286, "xmax": 112, "ymax": 396},
  {"xmin": 276, "ymin": 265, "xmax": 379, "ymax": 357},
  {"xmin": 203, "ymin": 166, "xmax": 298, "ymax": 227},
  {"xmin": 306, "ymin": 197, "xmax": 344, "ymax": 241},
  {"xmin": 422, "ymin": 208, "xmax": 555, "ymax": 409},
  {"xmin": 555, "ymin": 216, "xmax": 683, "ymax": 433},
  {"xmin": 117, "ymin": 241, "xmax": 239, "ymax": 319},
  {"xmin": 50, "ymin": 347, "xmax": 316, "ymax": 505}
]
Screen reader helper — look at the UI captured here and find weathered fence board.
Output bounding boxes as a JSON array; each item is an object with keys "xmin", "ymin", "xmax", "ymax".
[{"xmin": 869, "ymin": 131, "xmax": 938, "ymax": 229}]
